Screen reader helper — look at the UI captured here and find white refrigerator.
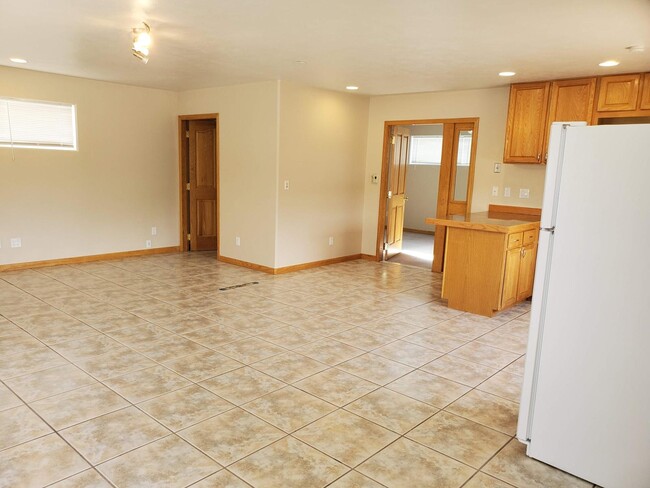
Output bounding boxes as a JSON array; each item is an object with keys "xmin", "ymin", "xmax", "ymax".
[{"xmin": 517, "ymin": 122, "xmax": 650, "ymax": 488}]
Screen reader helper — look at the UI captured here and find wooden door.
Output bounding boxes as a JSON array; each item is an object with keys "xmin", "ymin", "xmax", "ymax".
[
  {"xmin": 546, "ymin": 78, "xmax": 596, "ymax": 161},
  {"xmin": 517, "ymin": 244, "xmax": 537, "ymax": 301},
  {"xmin": 188, "ymin": 119, "xmax": 217, "ymax": 251},
  {"xmin": 503, "ymin": 82, "xmax": 550, "ymax": 163},
  {"xmin": 385, "ymin": 127, "xmax": 410, "ymax": 259},
  {"xmin": 501, "ymin": 246, "xmax": 521, "ymax": 309},
  {"xmin": 596, "ymin": 74, "xmax": 641, "ymax": 112}
]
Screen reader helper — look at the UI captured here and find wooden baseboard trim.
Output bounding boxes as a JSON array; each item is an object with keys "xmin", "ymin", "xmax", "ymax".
[
  {"xmin": 403, "ymin": 228, "xmax": 435, "ymax": 235},
  {"xmin": 361, "ymin": 253, "xmax": 379, "ymax": 261},
  {"xmin": 488, "ymin": 204, "xmax": 542, "ymax": 217},
  {"xmin": 0, "ymin": 246, "xmax": 181, "ymax": 273},
  {"xmin": 217, "ymin": 255, "xmax": 276, "ymax": 274},
  {"xmin": 274, "ymin": 254, "xmax": 362, "ymax": 274}
]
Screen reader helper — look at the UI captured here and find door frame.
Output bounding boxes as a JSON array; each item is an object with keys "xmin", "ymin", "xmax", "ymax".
[
  {"xmin": 178, "ymin": 113, "xmax": 220, "ymax": 255},
  {"xmin": 374, "ymin": 117, "xmax": 479, "ymax": 271}
]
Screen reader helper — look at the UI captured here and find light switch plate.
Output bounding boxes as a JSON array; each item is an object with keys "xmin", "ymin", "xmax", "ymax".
[
  {"xmin": 10, "ymin": 238, "xmax": 21, "ymax": 248},
  {"xmin": 504, "ymin": 187, "xmax": 511, "ymax": 198},
  {"xmin": 235, "ymin": 236, "xmax": 241, "ymax": 246},
  {"xmin": 519, "ymin": 188, "xmax": 530, "ymax": 199},
  {"xmin": 494, "ymin": 162, "xmax": 502, "ymax": 173},
  {"xmin": 492, "ymin": 186, "xmax": 499, "ymax": 196}
]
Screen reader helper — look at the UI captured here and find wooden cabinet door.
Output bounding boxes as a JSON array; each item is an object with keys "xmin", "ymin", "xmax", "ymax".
[
  {"xmin": 596, "ymin": 74, "xmax": 641, "ymax": 112},
  {"xmin": 546, "ymin": 78, "xmax": 596, "ymax": 160},
  {"xmin": 639, "ymin": 73, "xmax": 650, "ymax": 110},
  {"xmin": 517, "ymin": 244, "xmax": 537, "ymax": 301},
  {"xmin": 501, "ymin": 247, "xmax": 521, "ymax": 309},
  {"xmin": 504, "ymin": 82, "xmax": 550, "ymax": 164}
]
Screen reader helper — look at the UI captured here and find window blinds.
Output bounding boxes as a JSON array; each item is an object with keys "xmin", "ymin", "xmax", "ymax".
[{"xmin": 0, "ymin": 98, "xmax": 77, "ymax": 150}]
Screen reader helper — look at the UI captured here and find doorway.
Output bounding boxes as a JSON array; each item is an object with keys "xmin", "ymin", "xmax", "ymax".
[
  {"xmin": 178, "ymin": 114, "xmax": 219, "ymax": 253},
  {"xmin": 376, "ymin": 118, "xmax": 479, "ymax": 272}
]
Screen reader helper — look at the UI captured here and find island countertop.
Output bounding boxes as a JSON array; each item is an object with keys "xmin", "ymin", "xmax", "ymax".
[{"xmin": 426, "ymin": 211, "xmax": 540, "ymax": 234}]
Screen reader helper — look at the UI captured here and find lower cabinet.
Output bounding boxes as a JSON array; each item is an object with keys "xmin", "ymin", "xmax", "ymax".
[{"xmin": 500, "ymin": 233, "xmax": 538, "ymax": 309}]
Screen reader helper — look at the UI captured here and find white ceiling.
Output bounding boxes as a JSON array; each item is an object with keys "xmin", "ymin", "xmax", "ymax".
[{"xmin": 2, "ymin": 0, "xmax": 650, "ymax": 95}]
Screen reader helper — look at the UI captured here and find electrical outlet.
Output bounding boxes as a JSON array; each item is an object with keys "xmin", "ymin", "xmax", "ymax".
[
  {"xmin": 283, "ymin": 180, "xmax": 290, "ymax": 190},
  {"xmin": 494, "ymin": 162, "xmax": 502, "ymax": 173},
  {"xmin": 519, "ymin": 188, "xmax": 530, "ymax": 199},
  {"xmin": 328, "ymin": 236, "xmax": 334, "ymax": 246},
  {"xmin": 371, "ymin": 174, "xmax": 379, "ymax": 184},
  {"xmin": 492, "ymin": 186, "xmax": 499, "ymax": 196},
  {"xmin": 10, "ymin": 238, "xmax": 21, "ymax": 248},
  {"xmin": 235, "ymin": 236, "xmax": 241, "ymax": 246},
  {"xmin": 145, "ymin": 240, "xmax": 152, "ymax": 248},
  {"xmin": 151, "ymin": 227, "xmax": 157, "ymax": 236},
  {"xmin": 504, "ymin": 187, "xmax": 511, "ymax": 198}
]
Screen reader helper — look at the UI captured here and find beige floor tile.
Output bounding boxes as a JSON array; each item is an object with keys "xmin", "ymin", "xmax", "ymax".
[
  {"xmin": 242, "ymin": 386, "xmax": 336, "ymax": 432},
  {"xmin": 191, "ymin": 470, "xmax": 252, "ymax": 487},
  {"xmin": 219, "ymin": 313, "xmax": 285, "ymax": 336},
  {"xmin": 463, "ymin": 472, "xmax": 515, "ymax": 488},
  {"xmin": 483, "ymin": 439, "xmax": 592, "ymax": 488},
  {"xmin": 291, "ymin": 316, "xmax": 353, "ymax": 336},
  {"xmin": 477, "ymin": 370, "xmax": 523, "ymax": 402},
  {"xmin": 422, "ymin": 355, "xmax": 499, "ymax": 387},
  {"xmin": 23, "ymin": 321, "xmax": 98, "ymax": 345},
  {"xmin": 0, "ymin": 434, "xmax": 89, "ymax": 487},
  {"xmin": 358, "ymin": 437, "xmax": 475, "ymax": 488},
  {"xmin": 329, "ymin": 328, "xmax": 395, "ymax": 351},
  {"xmin": 0, "ymin": 383, "xmax": 23, "ymax": 411},
  {"xmin": 200, "ymin": 367, "xmax": 285, "ymax": 405},
  {"xmin": 73, "ymin": 347, "xmax": 156, "ymax": 380},
  {"xmin": 0, "ymin": 405, "xmax": 52, "ymax": 450},
  {"xmin": 450, "ymin": 342, "xmax": 520, "ymax": 370},
  {"xmin": 103, "ymin": 365, "xmax": 191, "ymax": 403},
  {"xmin": 217, "ymin": 337, "xmax": 287, "ymax": 364},
  {"xmin": 294, "ymin": 338, "xmax": 365, "ymax": 365},
  {"xmin": 179, "ymin": 408, "xmax": 285, "ymax": 465},
  {"xmin": 155, "ymin": 314, "xmax": 220, "ymax": 334},
  {"xmin": 475, "ymin": 330, "xmax": 528, "ymax": 355},
  {"xmin": 337, "ymin": 353, "xmax": 413, "ymax": 385},
  {"xmin": 60, "ymin": 406, "xmax": 169, "ymax": 464},
  {"xmin": 29, "ymin": 383, "xmax": 129, "ymax": 430},
  {"xmin": 5, "ymin": 364, "xmax": 97, "ymax": 403},
  {"xmin": 163, "ymin": 351, "xmax": 244, "ymax": 382},
  {"xmin": 106, "ymin": 324, "xmax": 173, "ymax": 348},
  {"xmin": 250, "ymin": 352, "xmax": 328, "ymax": 383},
  {"xmin": 294, "ymin": 368, "xmax": 378, "ymax": 406},
  {"xmin": 97, "ymin": 435, "xmax": 220, "ymax": 488},
  {"xmin": 295, "ymin": 410, "xmax": 399, "ymax": 467},
  {"xmin": 345, "ymin": 387, "xmax": 437, "ymax": 434},
  {"xmin": 184, "ymin": 325, "xmax": 247, "ymax": 350},
  {"xmin": 48, "ymin": 469, "xmax": 112, "ymax": 487},
  {"xmin": 360, "ymin": 317, "xmax": 423, "ymax": 339},
  {"xmin": 446, "ymin": 390, "xmax": 519, "ymax": 435},
  {"xmin": 407, "ymin": 411, "xmax": 510, "ymax": 468},
  {"xmin": 135, "ymin": 334, "xmax": 211, "ymax": 362},
  {"xmin": 402, "ymin": 329, "xmax": 468, "ymax": 353},
  {"xmin": 502, "ymin": 355, "xmax": 526, "ymax": 376},
  {"xmin": 387, "ymin": 370, "xmax": 470, "ymax": 408},
  {"xmin": 230, "ymin": 437, "xmax": 348, "ymax": 488},
  {"xmin": 138, "ymin": 384, "xmax": 234, "ymax": 431},
  {"xmin": 0, "ymin": 347, "xmax": 68, "ymax": 380},
  {"xmin": 371, "ymin": 340, "xmax": 443, "ymax": 367},
  {"xmin": 328, "ymin": 470, "xmax": 385, "ymax": 487},
  {"xmin": 51, "ymin": 335, "xmax": 129, "ymax": 361},
  {"xmin": 255, "ymin": 326, "xmax": 323, "ymax": 349}
]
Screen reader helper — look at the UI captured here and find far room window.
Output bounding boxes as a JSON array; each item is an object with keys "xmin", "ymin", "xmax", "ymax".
[
  {"xmin": 409, "ymin": 135, "xmax": 443, "ymax": 165},
  {"xmin": 456, "ymin": 132, "xmax": 472, "ymax": 166},
  {"xmin": 0, "ymin": 97, "xmax": 77, "ymax": 151}
]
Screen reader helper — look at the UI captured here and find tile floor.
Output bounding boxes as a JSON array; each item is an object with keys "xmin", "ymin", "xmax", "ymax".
[
  {"xmin": 0, "ymin": 252, "xmax": 596, "ymax": 487},
  {"xmin": 387, "ymin": 231, "xmax": 434, "ymax": 269}
]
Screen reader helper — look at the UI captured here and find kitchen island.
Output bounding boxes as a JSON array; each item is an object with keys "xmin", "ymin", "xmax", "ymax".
[{"xmin": 426, "ymin": 209, "xmax": 540, "ymax": 317}]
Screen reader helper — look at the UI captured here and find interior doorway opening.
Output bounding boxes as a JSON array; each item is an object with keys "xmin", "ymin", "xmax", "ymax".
[
  {"xmin": 178, "ymin": 114, "xmax": 219, "ymax": 254},
  {"xmin": 376, "ymin": 118, "xmax": 479, "ymax": 272}
]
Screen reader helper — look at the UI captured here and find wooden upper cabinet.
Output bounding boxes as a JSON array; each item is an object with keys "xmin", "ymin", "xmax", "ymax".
[
  {"xmin": 547, "ymin": 78, "xmax": 596, "ymax": 126},
  {"xmin": 640, "ymin": 73, "xmax": 650, "ymax": 110},
  {"xmin": 596, "ymin": 74, "xmax": 641, "ymax": 112},
  {"xmin": 503, "ymin": 82, "xmax": 550, "ymax": 164}
]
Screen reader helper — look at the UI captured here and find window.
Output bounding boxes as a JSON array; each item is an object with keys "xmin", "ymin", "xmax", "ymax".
[
  {"xmin": 456, "ymin": 132, "xmax": 472, "ymax": 166},
  {"xmin": 409, "ymin": 135, "xmax": 443, "ymax": 165},
  {"xmin": 0, "ymin": 98, "xmax": 77, "ymax": 150}
]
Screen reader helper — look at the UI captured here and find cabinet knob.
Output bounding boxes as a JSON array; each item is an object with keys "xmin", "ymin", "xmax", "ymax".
[{"xmin": 537, "ymin": 153, "xmax": 541, "ymax": 161}]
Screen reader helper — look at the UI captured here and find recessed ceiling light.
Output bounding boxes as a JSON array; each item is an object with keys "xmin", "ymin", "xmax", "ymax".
[
  {"xmin": 499, "ymin": 71, "xmax": 516, "ymax": 77},
  {"xmin": 599, "ymin": 60, "xmax": 619, "ymax": 67},
  {"xmin": 9, "ymin": 58, "xmax": 27, "ymax": 64},
  {"xmin": 346, "ymin": 86, "xmax": 359, "ymax": 91}
]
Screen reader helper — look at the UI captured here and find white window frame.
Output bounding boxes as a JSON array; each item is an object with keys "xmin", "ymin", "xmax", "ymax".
[
  {"xmin": 0, "ymin": 97, "xmax": 78, "ymax": 151},
  {"xmin": 408, "ymin": 135, "xmax": 443, "ymax": 166}
]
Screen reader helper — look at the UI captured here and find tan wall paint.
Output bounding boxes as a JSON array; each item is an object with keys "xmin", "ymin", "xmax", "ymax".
[
  {"xmin": 361, "ymin": 86, "xmax": 546, "ymax": 255},
  {"xmin": 276, "ymin": 81, "xmax": 369, "ymax": 267},
  {"xmin": 0, "ymin": 67, "xmax": 178, "ymax": 265},
  {"xmin": 178, "ymin": 81, "xmax": 280, "ymax": 268}
]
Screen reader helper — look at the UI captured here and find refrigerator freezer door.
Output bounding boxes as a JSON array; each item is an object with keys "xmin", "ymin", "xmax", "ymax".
[{"xmin": 525, "ymin": 125, "xmax": 650, "ymax": 487}]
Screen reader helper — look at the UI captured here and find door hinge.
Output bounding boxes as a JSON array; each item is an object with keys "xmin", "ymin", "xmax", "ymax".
[
  {"xmin": 187, "ymin": 233, "xmax": 191, "ymax": 241},
  {"xmin": 186, "ymin": 182, "xmax": 190, "ymax": 190},
  {"xmin": 391, "ymin": 136, "xmax": 396, "ymax": 145},
  {"xmin": 382, "ymin": 242, "xmax": 387, "ymax": 251},
  {"xmin": 185, "ymin": 130, "xmax": 190, "ymax": 138}
]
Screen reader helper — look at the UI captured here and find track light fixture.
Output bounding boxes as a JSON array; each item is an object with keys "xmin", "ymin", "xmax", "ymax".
[{"xmin": 132, "ymin": 22, "xmax": 151, "ymax": 64}]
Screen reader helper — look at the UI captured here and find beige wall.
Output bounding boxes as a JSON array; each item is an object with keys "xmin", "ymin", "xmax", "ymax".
[
  {"xmin": 178, "ymin": 81, "xmax": 280, "ymax": 268},
  {"xmin": 276, "ymin": 81, "xmax": 369, "ymax": 267},
  {"xmin": 361, "ymin": 86, "xmax": 547, "ymax": 255},
  {"xmin": 0, "ymin": 67, "xmax": 178, "ymax": 265}
]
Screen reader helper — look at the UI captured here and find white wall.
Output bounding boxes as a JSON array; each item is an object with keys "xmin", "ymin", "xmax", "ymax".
[
  {"xmin": 276, "ymin": 81, "xmax": 369, "ymax": 267},
  {"xmin": 0, "ymin": 67, "xmax": 178, "ymax": 265},
  {"xmin": 178, "ymin": 81, "xmax": 280, "ymax": 268},
  {"xmin": 361, "ymin": 86, "xmax": 546, "ymax": 255}
]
